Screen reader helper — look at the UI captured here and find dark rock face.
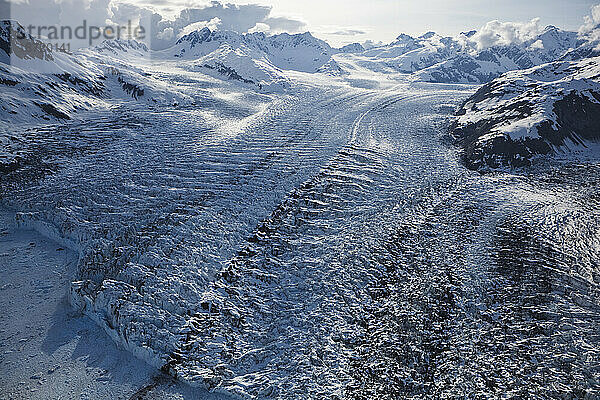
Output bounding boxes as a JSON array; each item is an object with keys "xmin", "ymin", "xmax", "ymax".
[
  {"xmin": 33, "ymin": 102, "xmax": 71, "ymax": 119},
  {"xmin": 538, "ymin": 91, "xmax": 600, "ymax": 145},
  {"xmin": 0, "ymin": 20, "xmax": 54, "ymax": 62},
  {"xmin": 202, "ymin": 62, "xmax": 257, "ymax": 87},
  {"xmin": 118, "ymin": 76, "xmax": 144, "ymax": 99},
  {"xmin": 56, "ymin": 73, "xmax": 105, "ymax": 96},
  {"xmin": 450, "ymin": 125, "xmax": 553, "ymax": 170},
  {"xmin": 450, "ymin": 98, "xmax": 552, "ymax": 170},
  {"xmin": 176, "ymin": 27, "xmax": 212, "ymax": 48}
]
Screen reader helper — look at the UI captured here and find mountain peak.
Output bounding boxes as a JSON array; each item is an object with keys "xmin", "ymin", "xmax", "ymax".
[
  {"xmin": 1, "ymin": 19, "xmax": 27, "ymax": 42},
  {"xmin": 419, "ymin": 31, "xmax": 437, "ymax": 40},
  {"xmin": 0, "ymin": 19, "xmax": 55, "ymax": 62},
  {"xmin": 266, "ymin": 31, "xmax": 332, "ymax": 54},
  {"xmin": 338, "ymin": 42, "xmax": 365, "ymax": 53},
  {"xmin": 176, "ymin": 27, "xmax": 213, "ymax": 47},
  {"xmin": 298, "ymin": 31, "xmax": 316, "ymax": 39},
  {"xmin": 169, "ymin": 27, "xmax": 334, "ymax": 73},
  {"xmin": 543, "ymin": 25, "xmax": 559, "ymax": 33},
  {"xmin": 395, "ymin": 33, "xmax": 415, "ymax": 41}
]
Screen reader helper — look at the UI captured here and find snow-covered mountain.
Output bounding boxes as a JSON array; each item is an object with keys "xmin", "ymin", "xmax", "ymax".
[
  {"xmin": 186, "ymin": 44, "xmax": 291, "ymax": 91},
  {"xmin": 170, "ymin": 28, "xmax": 334, "ymax": 73},
  {"xmin": 534, "ymin": 25, "xmax": 583, "ymax": 60},
  {"xmin": 89, "ymin": 38, "xmax": 150, "ymax": 58},
  {"xmin": 360, "ymin": 31, "xmax": 464, "ymax": 73},
  {"xmin": 413, "ymin": 44, "xmax": 547, "ymax": 84},
  {"xmin": 0, "ymin": 20, "xmax": 105, "ymax": 75},
  {"xmin": 3, "ymin": 17, "xmax": 600, "ymax": 126},
  {"xmin": 0, "ymin": 20, "xmax": 200, "ymax": 124},
  {"xmin": 0, "ymin": 20, "xmax": 52, "ymax": 63},
  {"xmin": 1, "ymin": 20, "xmax": 333, "ymax": 124},
  {"xmin": 0, "ymin": 20, "xmax": 109, "ymax": 123},
  {"xmin": 449, "ymin": 56, "xmax": 600, "ymax": 169},
  {"xmin": 332, "ymin": 25, "xmax": 586, "ymax": 84},
  {"xmin": 337, "ymin": 42, "xmax": 365, "ymax": 53},
  {"xmin": 415, "ymin": 26, "xmax": 583, "ymax": 83}
]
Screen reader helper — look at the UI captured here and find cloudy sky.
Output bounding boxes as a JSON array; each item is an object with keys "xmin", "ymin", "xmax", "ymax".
[
  {"xmin": 2, "ymin": 0, "xmax": 599, "ymax": 48},
  {"xmin": 147, "ymin": 0, "xmax": 598, "ymax": 46}
]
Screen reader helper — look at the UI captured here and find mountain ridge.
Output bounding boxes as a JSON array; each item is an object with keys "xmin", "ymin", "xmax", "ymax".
[{"xmin": 450, "ymin": 56, "xmax": 600, "ymax": 169}]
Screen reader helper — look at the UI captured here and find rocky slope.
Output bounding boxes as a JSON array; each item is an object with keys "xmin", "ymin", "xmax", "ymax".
[
  {"xmin": 0, "ymin": 20, "xmax": 109, "ymax": 123},
  {"xmin": 449, "ymin": 56, "xmax": 600, "ymax": 170},
  {"xmin": 0, "ymin": 21, "xmax": 199, "ymax": 124}
]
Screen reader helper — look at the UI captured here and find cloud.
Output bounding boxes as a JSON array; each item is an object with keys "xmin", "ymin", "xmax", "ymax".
[
  {"xmin": 109, "ymin": 2, "xmax": 147, "ymax": 24},
  {"xmin": 155, "ymin": 26, "xmax": 174, "ymax": 41},
  {"xmin": 174, "ymin": 2, "xmax": 270, "ymax": 33},
  {"xmin": 177, "ymin": 17, "xmax": 221, "ymax": 38},
  {"xmin": 470, "ymin": 18, "xmax": 544, "ymax": 50},
  {"xmin": 329, "ymin": 29, "xmax": 366, "ymax": 36},
  {"xmin": 136, "ymin": 0, "xmax": 170, "ymax": 5},
  {"xmin": 528, "ymin": 39, "xmax": 544, "ymax": 50},
  {"xmin": 0, "ymin": 0, "xmax": 307, "ymax": 50},
  {"xmin": 247, "ymin": 22, "xmax": 270, "ymax": 34},
  {"xmin": 579, "ymin": 3, "xmax": 600, "ymax": 50},
  {"xmin": 146, "ymin": 2, "xmax": 306, "ymax": 49},
  {"xmin": 2, "ymin": 0, "xmax": 108, "ymax": 27},
  {"xmin": 263, "ymin": 16, "xmax": 305, "ymax": 33},
  {"xmin": 1, "ymin": 0, "xmax": 120, "ymax": 48},
  {"xmin": 579, "ymin": 3, "xmax": 600, "ymax": 33}
]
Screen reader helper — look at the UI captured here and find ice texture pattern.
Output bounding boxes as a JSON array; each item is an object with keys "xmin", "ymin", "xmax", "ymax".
[{"xmin": 1, "ymin": 18, "xmax": 600, "ymax": 400}]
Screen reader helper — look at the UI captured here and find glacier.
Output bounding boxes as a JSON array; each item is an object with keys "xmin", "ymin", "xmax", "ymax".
[{"xmin": 1, "ymin": 18, "xmax": 600, "ymax": 399}]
